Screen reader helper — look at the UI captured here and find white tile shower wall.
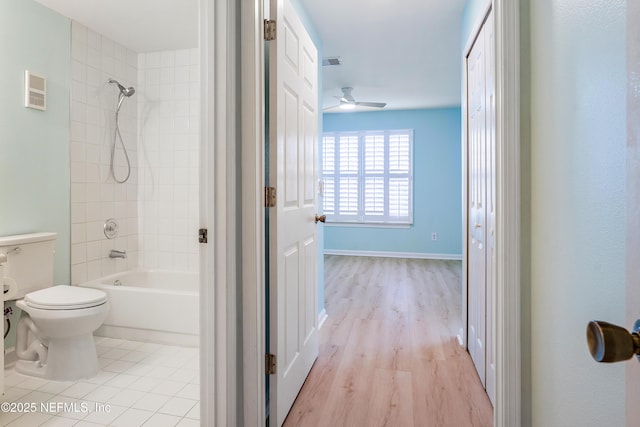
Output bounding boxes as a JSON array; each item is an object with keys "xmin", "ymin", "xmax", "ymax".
[
  {"xmin": 137, "ymin": 49, "xmax": 200, "ymax": 272},
  {"xmin": 70, "ymin": 22, "xmax": 140, "ymax": 284}
]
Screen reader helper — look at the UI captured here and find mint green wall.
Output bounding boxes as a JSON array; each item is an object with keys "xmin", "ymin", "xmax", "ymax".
[
  {"xmin": 323, "ymin": 108, "xmax": 462, "ymax": 256},
  {"xmin": 529, "ymin": 0, "xmax": 626, "ymax": 425},
  {"xmin": 0, "ymin": 0, "xmax": 70, "ymax": 348}
]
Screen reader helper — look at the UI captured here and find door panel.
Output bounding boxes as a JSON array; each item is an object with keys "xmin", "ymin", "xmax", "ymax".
[
  {"xmin": 268, "ymin": 0, "xmax": 319, "ymax": 424},
  {"xmin": 484, "ymin": 10, "xmax": 496, "ymax": 406},
  {"xmin": 467, "ymin": 10, "xmax": 494, "ymax": 402},
  {"xmin": 467, "ymin": 18, "xmax": 487, "ymax": 385}
]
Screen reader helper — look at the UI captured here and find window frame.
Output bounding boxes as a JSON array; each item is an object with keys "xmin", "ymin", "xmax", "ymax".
[{"xmin": 321, "ymin": 129, "xmax": 414, "ymax": 225}]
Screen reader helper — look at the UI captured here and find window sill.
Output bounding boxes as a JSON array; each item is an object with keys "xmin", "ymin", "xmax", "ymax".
[{"xmin": 324, "ymin": 222, "xmax": 412, "ymax": 229}]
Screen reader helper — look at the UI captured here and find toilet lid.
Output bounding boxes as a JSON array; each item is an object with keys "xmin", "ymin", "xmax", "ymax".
[{"xmin": 24, "ymin": 285, "xmax": 107, "ymax": 310}]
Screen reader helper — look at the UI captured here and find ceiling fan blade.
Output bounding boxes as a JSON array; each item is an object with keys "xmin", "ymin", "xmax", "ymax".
[
  {"xmin": 323, "ymin": 104, "xmax": 341, "ymax": 111},
  {"xmin": 355, "ymin": 101, "xmax": 386, "ymax": 108}
]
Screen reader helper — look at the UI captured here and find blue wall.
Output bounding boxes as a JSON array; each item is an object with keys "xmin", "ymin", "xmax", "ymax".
[
  {"xmin": 461, "ymin": 0, "xmax": 491, "ymax": 50},
  {"xmin": 323, "ymin": 108, "xmax": 462, "ymax": 257}
]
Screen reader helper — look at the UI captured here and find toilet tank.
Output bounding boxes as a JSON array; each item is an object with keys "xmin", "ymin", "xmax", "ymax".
[{"xmin": 0, "ymin": 232, "xmax": 57, "ymax": 300}]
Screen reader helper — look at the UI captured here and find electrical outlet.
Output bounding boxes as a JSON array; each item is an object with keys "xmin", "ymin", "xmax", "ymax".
[{"xmin": 431, "ymin": 233, "xmax": 437, "ymax": 241}]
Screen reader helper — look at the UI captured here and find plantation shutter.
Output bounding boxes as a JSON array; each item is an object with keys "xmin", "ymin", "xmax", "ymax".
[{"xmin": 321, "ymin": 129, "xmax": 413, "ymax": 224}]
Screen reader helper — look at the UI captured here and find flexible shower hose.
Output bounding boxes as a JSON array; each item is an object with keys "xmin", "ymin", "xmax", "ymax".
[{"xmin": 111, "ymin": 93, "xmax": 132, "ymax": 183}]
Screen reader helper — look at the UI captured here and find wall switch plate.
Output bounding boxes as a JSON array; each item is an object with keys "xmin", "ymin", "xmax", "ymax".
[{"xmin": 431, "ymin": 233, "xmax": 437, "ymax": 241}]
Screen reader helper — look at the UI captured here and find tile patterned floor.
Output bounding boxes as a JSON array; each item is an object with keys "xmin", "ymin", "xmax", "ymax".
[{"xmin": 1, "ymin": 337, "xmax": 199, "ymax": 426}]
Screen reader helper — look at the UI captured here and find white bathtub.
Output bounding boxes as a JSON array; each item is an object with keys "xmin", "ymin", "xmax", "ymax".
[{"xmin": 80, "ymin": 270, "xmax": 199, "ymax": 347}]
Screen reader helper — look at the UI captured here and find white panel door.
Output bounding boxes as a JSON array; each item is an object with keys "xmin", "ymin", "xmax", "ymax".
[
  {"xmin": 467, "ymin": 11, "xmax": 495, "ymax": 399},
  {"xmin": 268, "ymin": 0, "xmax": 319, "ymax": 425},
  {"xmin": 467, "ymin": 16, "xmax": 488, "ymax": 387}
]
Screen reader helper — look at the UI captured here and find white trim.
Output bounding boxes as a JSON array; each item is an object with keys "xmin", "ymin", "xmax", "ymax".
[
  {"xmin": 325, "ymin": 222, "xmax": 411, "ymax": 229},
  {"xmin": 95, "ymin": 326, "xmax": 198, "ymax": 347},
  {"xmin": 240, "ymin": 0, "xmax": 522, "ymax": 425},
  {"xmin": 494, "ymin": 0, "xmax": 521, "ymax": 425},
  {"xmin": 240, "ymin": 0, "xmax": 266, "ymax": 425},
  {"xmin": 318, "ymin": 309, "xmax": 328, "ymax": 330},
  {"xmin": 462, "ymin": 1, "xmax": 521, "ymax": 425},
  {"xmin": 200, "ymin": 0, "xmax": 239, "ymax": 425},
  {"xmin": 323, "ymin": 249, "xmax": 462, "ymax": 261}
]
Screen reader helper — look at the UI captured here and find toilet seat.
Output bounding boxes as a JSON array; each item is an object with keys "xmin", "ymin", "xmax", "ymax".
[{"xmin": 23, "ymin": 285, "xmax": 107, "ymax": 310}]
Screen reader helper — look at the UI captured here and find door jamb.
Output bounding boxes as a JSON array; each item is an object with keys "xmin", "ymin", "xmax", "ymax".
[
  {"xmin": 495, "ymin": 0, "xmax": 522, "ymax": 425},
  {"xmin": 238, "ymin": 0, "xmax": 522, "ymax": 425},
  {"xmin": 200, "ymin": 0, "xmax": 240, "ymax": 425}
]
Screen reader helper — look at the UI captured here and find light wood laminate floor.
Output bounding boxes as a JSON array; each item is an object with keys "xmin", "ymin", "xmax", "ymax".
[{"xmin": 283, "ymin": 256, "xmax": 493, "ymax": 427}]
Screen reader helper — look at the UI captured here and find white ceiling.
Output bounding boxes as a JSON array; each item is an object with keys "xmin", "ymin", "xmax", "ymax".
[
  {"xmin": 34, "ymin": 0, "xmax": 198, "ymax": 53},
  {"xmin": 299, "ymin": 0, "xmax": 467, "ymax": 112},
  {"xmin": 34, "ymin": 0, "xmax": 464, "ymax": 111}
]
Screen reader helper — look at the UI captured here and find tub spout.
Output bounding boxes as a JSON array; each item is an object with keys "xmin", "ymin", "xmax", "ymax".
[{"xmin": 109, "ymin": 249, "xmax": 127, "ymax": 259}]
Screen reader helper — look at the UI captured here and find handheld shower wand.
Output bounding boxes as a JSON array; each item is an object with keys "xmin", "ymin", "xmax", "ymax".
[
  {"xmin": 108, "ymin": 78, "xmax": 136, "ymax": 183},
  {"xmin": 108, "ymin": 78, "xmax": 135, "ymax": 97}
]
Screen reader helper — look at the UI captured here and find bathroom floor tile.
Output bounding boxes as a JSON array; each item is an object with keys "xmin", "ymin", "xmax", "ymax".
[
  {"xmin": 131, "ymin": 393, "xmax": 171, "ymax": 412},
  {"xmin": 110, "ymin": 408, "xmax": 154, "ymax": 427},
  {"xmin": 185, "ymin": 401, "xmax": 200, "ymax": 420},
  {"xmin": 151, "ymin": 380, "xmax": 187, "ymax": 396},
  {"xmin": 102, "ymin": 360, "xmax": 136, "ymax": 373},
  {"xmin": 82, "ymin": 371, "xmax": 118, "ymax": 385},
  {"xmin": 141, "ymin": 412, "xmax": 182, "ymax": 427},
  {"xmin": 40, "ymin": 416, "xmax": 79, "ymax": 426},
  {"xmin": 59, "ymin": 382, "xmax": 99, "ymax": 399},
  {"xmin": 2, "ymin": 386, "xmax": 32, "ymax": 402},
  {"xmin": 3, "ymin": 337, "xmax": 200, "ymax": 427},
  {"xmin": 176, "ymin": 418, "xmax": 200, "ymax": 427},
  {"xmin": 128, "ymin": 377, "xmax": 162, "ymax": 393},
  {"xmin": 103, "ymin": 374, "xmax": 139, "ymax": 388},
  {"xmin": 83, "ymin": 384, "xmax": 122, "ymax": 402},
  {"xmin": 175, "ymin": 383, "xmax": 199, "ymax": 400},
  {"xmin": 102, "ymin": 348, "xmax": 131, "ymax": 360},
  {"xmin": 106, "ymin": 388, "xmax": 146, "ymax": 408},
  {"xmin": 38, "ymin": 381, "xmax": 74, "ymax": 395},
  {"xmin": 5, "ymin": 411, "xmax": 53, "ymax": 427},
  {"xmin": 82, "ymin": 402, "xmax": 127, "ymax": 424},
  {"xmin": 156, "ymin": 396, "xmax": 197, "ymax": 417}
]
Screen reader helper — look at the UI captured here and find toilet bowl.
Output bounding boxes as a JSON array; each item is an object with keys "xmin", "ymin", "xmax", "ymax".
[{"xmin": 14, "ymin": 285, "xmax": 109, "ymax": 381}]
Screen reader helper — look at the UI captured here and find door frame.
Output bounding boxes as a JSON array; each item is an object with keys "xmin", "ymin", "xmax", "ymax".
[
  {"xmin": 199, "ymin": 0, "xmax": 240, "ymax": 425},
  {"xmin": 236, "ymin": 0, "xmax": 522, "ymax": 426}
]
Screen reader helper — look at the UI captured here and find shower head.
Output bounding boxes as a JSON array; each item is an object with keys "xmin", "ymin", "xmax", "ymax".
[{"xmin": 108, "ymin": 78, "xmax": 135, "ymax": 97}]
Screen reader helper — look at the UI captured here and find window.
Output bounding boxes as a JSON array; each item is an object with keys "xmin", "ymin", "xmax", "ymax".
[{"xmin": 321, "ymin": 129, "xmax": 413, "ymax": 224}]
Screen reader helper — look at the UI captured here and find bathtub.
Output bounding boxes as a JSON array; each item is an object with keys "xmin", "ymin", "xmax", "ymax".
[{"xmin": 80, "ymin": 270, "xmax": 199, "ymax": 347}]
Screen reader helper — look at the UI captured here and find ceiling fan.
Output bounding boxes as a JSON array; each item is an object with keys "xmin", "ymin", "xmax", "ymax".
[{"xmin": 324, "ymin": 87, "xmax": 387, "ymax": 111}]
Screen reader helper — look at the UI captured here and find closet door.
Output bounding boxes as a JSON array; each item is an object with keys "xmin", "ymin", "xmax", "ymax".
[
  {"xmin": 484, "ymin": 11, "xmax": 496, "ymax": 406},
  {"xmin": 467, "ymin": 20, "xmax": 487, "ymax": 386},
  {"xmin": 466, "ymin": 10, "xmax": 495, "ymax": 405}
]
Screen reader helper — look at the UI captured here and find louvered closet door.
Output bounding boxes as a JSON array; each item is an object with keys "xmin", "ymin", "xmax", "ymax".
[{"xmin": 467, "ymin": 10, "xmax": 495, "ymax": 405}]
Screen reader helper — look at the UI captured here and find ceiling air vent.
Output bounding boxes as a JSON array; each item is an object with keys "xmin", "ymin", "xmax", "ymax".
[{"xmin": 322, "ymin": 57, "xmax": 342, "ymax": 67}]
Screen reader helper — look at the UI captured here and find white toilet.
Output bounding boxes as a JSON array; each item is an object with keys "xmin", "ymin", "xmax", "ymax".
[{"xmin": 1, "ymin": 232, "xmax": 109, "ymax": 381}]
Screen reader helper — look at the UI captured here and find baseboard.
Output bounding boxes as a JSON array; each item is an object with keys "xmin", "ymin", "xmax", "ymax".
[
  {"xmin": 95, "ymin": 325, "xmax": 199, "ymax": 347},
  {"xmin": 318, "ymin": 309, "xmax": 328, "ymax": 330},
  {"xmin": 323, "ymin": 249, "xmax": 463, "ymax": 261}
]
